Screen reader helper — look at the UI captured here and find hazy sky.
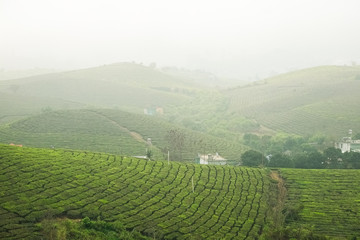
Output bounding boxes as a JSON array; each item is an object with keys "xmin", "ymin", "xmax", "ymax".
[{"xmin": 1, "ymin": 0, "xmax": 360, "ymax": 79}]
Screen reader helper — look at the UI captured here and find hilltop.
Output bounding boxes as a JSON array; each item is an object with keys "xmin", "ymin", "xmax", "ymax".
[
  {"xmin": 0, "ymin": 63, "xmax": 205, "ymax": 117},
  {"xmin": 224, "ymin": 65, "xmax": 360, "ymax": 138}
]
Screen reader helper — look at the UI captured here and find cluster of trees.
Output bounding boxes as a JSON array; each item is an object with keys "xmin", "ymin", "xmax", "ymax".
[
  {"xmin": 242, "ymin": 133, "xmax": 327, "ymax": 154},
  {"xmin": 40, "ymin": 216, "xmax": 149, "ymax": 240},
  {"xmin": 242, "ymin": 147, "xmax": 360, "ymax": 169},
  {"xmin": 241, "ymin": 132, "xmax": 360, "ymax": 169}
]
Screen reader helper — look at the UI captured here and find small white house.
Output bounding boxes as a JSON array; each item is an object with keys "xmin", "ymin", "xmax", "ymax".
[
  {"xmin": 196, "ymin": 153, "xmax": 227, "ymax": 165},
  {"xmin": 335, "ymin": 137, "xmax": 354, "ymax": 153}
]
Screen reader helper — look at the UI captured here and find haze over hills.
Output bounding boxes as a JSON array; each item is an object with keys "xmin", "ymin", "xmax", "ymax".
[
  {"xmin": 0, "ymin": 63, "xmax": 204, "ymax": 115},
  {"xmin": 1, "ymin": 63, "xmax": 360, "ymax": 142},
  {"xmin": 2, "ymin": 1, "xmax": 360, "ymax": 238},
  {"xmin": 224, "ymin": 65, "xmax": 360, "ymax": 138},
  {"xmin": 0, "ymin": 68, "xmax": 59, "ymax": 81},
  {"xmin": 1, "ymin": 63, "xmax": 360, "ymax": 239}
]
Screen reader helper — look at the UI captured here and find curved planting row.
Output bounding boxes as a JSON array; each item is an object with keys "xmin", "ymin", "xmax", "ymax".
[
  {"xmin": 0, "ymin": 144, "xmax": 271, "ymax": 239},
  {"xmin": 280, "ymin": 168, "xmax": 360, "ymax": 239}
]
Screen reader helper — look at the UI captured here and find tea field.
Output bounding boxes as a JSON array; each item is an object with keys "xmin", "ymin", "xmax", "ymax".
[
  {"xmin": 280, "ymin": 168, "xmax": 360, "ymax": 239},
  {"xmin": 0, "ymin": 144, "xmax": 271, "ymax": 239},
  {"xmin": 0, "ymin": 109, "xmax": 250, "ymax": 161}
]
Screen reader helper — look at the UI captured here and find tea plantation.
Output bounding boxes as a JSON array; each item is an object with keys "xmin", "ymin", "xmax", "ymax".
[
  {"xmin": 0, "ymin": 109, "xmax": 250, "ymax": 161},
  {"xmin": 0, "ymin": 145, "xmax": 271, "ymax": 239},
  {"xmin": 280, "ymin": 168, "xmax": 360, "ymax": 239}
]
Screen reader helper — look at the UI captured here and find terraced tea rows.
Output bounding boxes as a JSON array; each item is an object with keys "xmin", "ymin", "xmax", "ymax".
[
  {"xmin": 94, "ymin": 109, "xmax": 249, "ymax": 160},
  {"xmin": 0, "ymin": 109, "xmax": 155, "ymax": 158},
  {"xmin": 0, "ymin": 145, "xmax": 271, "ymax": 239},
  {"xmin": 0, "ymin": 109, "xmax": 250, "ymax": 162},
  {"xmin": 280, "ymin": 168, "xmax": 360, "ymax": 239}
]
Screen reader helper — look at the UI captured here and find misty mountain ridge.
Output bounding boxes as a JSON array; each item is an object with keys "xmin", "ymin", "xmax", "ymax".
[
  {"xmin": 225, "ymin": 65, "xmax": 360, "ymax": 137},
  {"xmin": 0, "ymin": 62, "xmax": 207, "ymax": 112},
  {"xmin": 1, "ymin": 63, "xmax": 360, "ymax": 139}
]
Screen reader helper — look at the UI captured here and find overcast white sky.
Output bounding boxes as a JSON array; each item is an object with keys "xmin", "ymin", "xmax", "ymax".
[{"xmin": 1, "ymin": 0, "xmax": 360, "ymax": 79}]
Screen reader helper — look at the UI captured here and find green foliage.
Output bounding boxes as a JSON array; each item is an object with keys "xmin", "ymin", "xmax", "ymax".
[
  {"xmin": 262, "ymin": 224, "xmax": 329, "ymax": 240},
  {"xmin": 39, "ymin": 217, "xmax": 149, "ymax": 240},
  {"xmin": 243, "ymin": 133, "xmax": 320, "ymax": 154},
  {"xmin": 268, "ymin": 153, "xmax": 294, "ymax": 168},
  {"xmin": 242, "ymin": 133, "xmax": 360, "ymax": 169},
  {"xmin": 165, "ymin": 128, "xmax": 185, "ymax": 161},
  {"xmin": 241, "ymin": 150, "xmax": 264, "ymax": 167}
]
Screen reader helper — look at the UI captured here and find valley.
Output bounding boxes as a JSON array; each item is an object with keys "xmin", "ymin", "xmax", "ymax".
[{"xmin": 1, "ymin": 63, "xmax": 360, "ymax": 239}]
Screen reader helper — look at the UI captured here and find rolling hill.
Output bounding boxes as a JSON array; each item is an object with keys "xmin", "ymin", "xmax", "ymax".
[
  {"xmin": 0, "ymin": 92, "xmax": 85, "ymax": 125},
  {"xmin": 0, "ymin": 109, "xmax": 250, "ymax": 161},
  {"xmin": 2, "ymin": 64, "xmax": 359, "ymax": 140},
  {"xmin": 0, "ymin": 63, "xmax": 204, "ymax": 119},
  {"xmin": 225, "ymin": 65, "xmax": 360, "ymax": 138}
]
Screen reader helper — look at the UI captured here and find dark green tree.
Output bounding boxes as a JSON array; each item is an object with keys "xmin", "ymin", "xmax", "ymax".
[
  {"xmin": 293, "ymin": 153, "xmax": 309, "ymax": 169},
  {"xmin": 166, "ymin": 128, "xmax": 185, "ymax": 161},
  {"xmin": 241, "ymin": 150, "xmax": 264, "ymax": 167},
  {"xmin": 323, "ymin": 147, "xmax": 343, "ymax": 168},
  {"xmin": 343, "ymin": 151, "xmax": 360, "ymax": 169},
  {"xmin": 305, "ymin": 151, "xmax": 325, "ymax": 169},
  {"xmin": 268, "ymin": 153, "xmax": 294, "ymax": 168}
]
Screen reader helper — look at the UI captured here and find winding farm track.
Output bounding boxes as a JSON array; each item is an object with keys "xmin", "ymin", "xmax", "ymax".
[{"xmin": 88, "ymin": 110, "xmax": 148, "ymax": 144}]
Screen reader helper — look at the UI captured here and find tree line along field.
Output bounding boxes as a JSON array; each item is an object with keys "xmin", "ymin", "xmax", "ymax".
[
  {"xmin": 0, "ymin": 109, "xmax": 250, "ymax": 162},
  {"xmin": 280, "ymin": 168, "xmax": 360, "ymax": 239},
  {"xmin": 0, "ymin": 144, "xmax": 271, "ymax": 239}
]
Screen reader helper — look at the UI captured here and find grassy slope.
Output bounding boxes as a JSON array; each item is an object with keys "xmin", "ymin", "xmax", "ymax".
[
  {"xmin": 0, "ymin": 68, "xmax": 58, "ymax": 81},
  {"xmin": 0, "ymin": 109, "xmax": 250, "ymax": 161},
  {"xmin": 226, "ymin": 65, "xmax": 360, "ymax": 138},
  {"xmin": 0, "ymin": 145, "xmax": 271, "ymax": 239},
  {"xmin": 0, "ymin": 63, "xmax": 200, "ymax": 115},
  {"xmin": 0, "ymin": 109, "xmax": 156, "ymax": 159},
  {"xmin": 0, "ymin": 92, "xmax": 85, "ymax": 125},
  {"xmin": 280, "ymin": 168, "xmax": 360, "ymax": 238}
]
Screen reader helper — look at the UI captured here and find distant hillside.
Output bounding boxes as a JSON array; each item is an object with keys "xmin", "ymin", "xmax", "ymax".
[
  {"xmin": 0, "ymin": 92, "xmax": 84, "ymax": 125},
  {"xmin": 160, "ymin": 66, "xmax": 249, "ymax": 88},
  {"xmin": 0, "ymin": 109, "xmax": 250, "ymax": 161},
  {"xmin": 0, "ymin": 68, "xmax": 58, "ymax": 81},
  {"xmin": 225, "ymin": 65, "xmax": 360, "ymax": 138},
  {"xmin": 0, "ymin": 63, "xmax": 203, "ymax": 115}
]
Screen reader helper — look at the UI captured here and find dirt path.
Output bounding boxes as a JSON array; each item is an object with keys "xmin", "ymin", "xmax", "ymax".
[
  {"xmin": 270, "ymin": 170, "xmax": 286, "ymax": 204},
  {"xmin": 270, "ymin": 170, "xmax": 287, "ymax": 227},
  {"xmin": 89, "ymin": 110, "xmax": 149, "ymax": 144}
]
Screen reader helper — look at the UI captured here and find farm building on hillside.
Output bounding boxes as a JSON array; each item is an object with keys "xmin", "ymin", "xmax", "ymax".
[
  {"xmin": 335, "ymin": 137, "xmax": 360, "ymax": 153},
  {"xmin": 144, "ymin": 106, "xmax": 164, "ymax": 116},
  {"xmin": 195, "ymin": 153, "xmax": 227, "ymax": 165}
]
